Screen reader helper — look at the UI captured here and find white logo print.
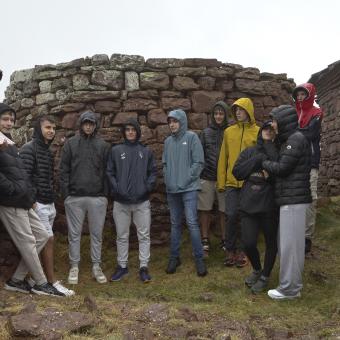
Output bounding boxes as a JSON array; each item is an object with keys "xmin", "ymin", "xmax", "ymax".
[
  {"xmin": 182, "ymin": 141, "xmax": 187, "ymax": 145},
  {"xmin": 286, "ymin": 145, "xmax": 292, "ymax": 150},
  {"xmin": 120, "ymin": 152, "xmax": 126, "ymax": 159},
  {"xmin": 139, "ymin": 151, "xmax": 143, "ymax": 159}
]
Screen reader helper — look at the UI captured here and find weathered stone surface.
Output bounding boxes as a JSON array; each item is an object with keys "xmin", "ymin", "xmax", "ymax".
[
  {"xmin": 207, "ymin": 67, "xmax": 233, "ymax": 78},
  {"xmin": 167, "ymin": 67, "xmax": 206, "ymax": 77},
  {"xmin": 61, "ymin": 112, "xmax": 80, "ymax": 129},
  {"xmin": 146, "ymin": 58, "xmax": 184, "ymax": 68},
  {"xmin": 128, "ymin": 90, "xmax": 158, "ymax": 99},
  {"xmin": 123, "ymin": 98, "xmax": 158, "ymax": 111},
  {"xmin": 91, "ymin": 70, "xmax": 123, "ymax": 90},
  {"xmin": 184, "ymin": 58, "xmax": 222, "ymax": 67},
  {"xmin": 52, "ymin": 77, "xmax": 72, "ymax": 91},
  {"xmin": 197, "ymin": 76, "xmax": 216, "ymax": 90},
  {"xmin": 141, "ymin": 304, "xmax": 169, "ymax": 323},
  {"xmin": 148, "ymin": 109, "xmax": 168, "ymax": 127},
  {"xmin": 187, "ymin": 112, "xmax": 208, "ymax": 130},
  {"xmin": 70, "ymin": 91, "xmax": 120, "ymax": 102},
  {"xmin": 22, "ymin": 80, "xmax": 39, "ymax": 96},
  {"xmin": 216, "ymin": 80, "xmax": 234, "ymax": 92},
  {"xmin": 11, "ymin": 69, "xmax": 34, "ymax": 83},
  {"xmin": 191, "ymin": 91, "xmax": 225, "ymax": 112},
  {"xmin": 56, "ymin": 58, "xmax": 86, "ymax": 70},
  {"xmin": 160, "ymin": 91, "xmax": 182, "ymax": 98},
  {"xmin": 140, "ymin": 72, "xmax": 169, "ymax": 90},
  {"xmin": 84, "ymin": 295, "xmax": 98, "ymax": 312},
  {"xmin": 34, "ymin": 70, "xmax": 62, "ymax": 81},
  {"xmin": 36, "ymin": 93, "xmax": 56, "ymax": 105},
  {"xmin": 235, "ymin": 67, "xmax": 260, "ymax": 80},
  {"xmin": 34, "ymin": 64, "xmax": 56, "ymax": 72},
  {"xmin": 125, "ymin": 71, "xmax": 139, "ymax": 91},
  {"xmin": 9, "ymin": 310, "xmax": 94, "ymax": 337},
  {"xmin": 72, "ymin": 74, "xmax": 89, "ymax": 90},
  {"xmin": 50, "ymin": 102, "xmax": 85, "ymax": 114},
  {"xmin": 20, "ymin": 98, "xmax": 35, "ymax": 109},
  {"xmin": 235, "ymin": 79, "xmax": 265, "ymax": 94},
  {"xmin": 94, "ymin": 101, "xmax": 121, "ymax": 113},
  {"xmin": 140, "ymin": 125, "xmax": 154, "ymax": 142},
  {"xmin": 161, "ymin": 97, "xmax": 191, "ymax": 111},
  {"xmin": 92, "ymin": 54, "xmax": 109, "ymax": 66},
  {"xmin": 39, "ymin": 80, "xmax": 52, "ymax": 93},
  {"xmin": 156, "ymin": 125, "xmax": 170, "ymax": 142},
  {"xmin": 55, "ymin": 89, "xmax": 70, "ymax": 103},
  {"xmin": 110, "ymin": 54, "xmax": 145, "ymax": 71},
  {"xmin": 262, "ymin": 81, "xmax": 281, "ymax": 96},
  {"xmin": 31, "ymin": 104, "xmax": 50, "ymax": 118},
  {"xmin": 173, "ymin": 76, "xmax": 199, "ymax": 91},
  {"xmin": 112, "ymin": 112, "xmax": 138, "ymax": 125}
]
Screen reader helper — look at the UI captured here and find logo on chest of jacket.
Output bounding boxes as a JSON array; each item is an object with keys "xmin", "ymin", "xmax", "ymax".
[
  {"xmin": 120, "ymin": 152, "xmax": 126, "ymax": 159},
  {"xmin": 139, "ymin": 151, "xmax": 143, "ymax": 159},
  {"xmin": 182, "ymin": 141, "xmax": 187, "ymax": 145},
  {"xmin": 286, "ymin": 145, "xmax": 292, "ymax": 150}
]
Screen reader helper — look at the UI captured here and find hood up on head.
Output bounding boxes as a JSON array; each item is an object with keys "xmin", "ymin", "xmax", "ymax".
[
  {"xmin": 32, "ymin": 116, "xmax": 55, "ymax": 146},
  {"xmin": 231, "ymin": 98, "xmax": 255, "ymax": 124},
  {"xmin": 167, "ymin": 109, "xmax": 187, "ymax": 137},
  {"xmin": 211, "ymin": 101, "xmax": 229, "ymax": 129},
  {"xmin": 122, "ymin": 118, "xmax": 141, "ymax": 143},
  {"xmin": 78, "ymin": 111, "xmax": 98, "ymax": 136}
]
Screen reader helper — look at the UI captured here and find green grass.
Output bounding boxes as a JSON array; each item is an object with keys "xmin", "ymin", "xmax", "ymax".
[{"xmin": 1, "ymin": 200, "xmax": 340, "ymax": 339}]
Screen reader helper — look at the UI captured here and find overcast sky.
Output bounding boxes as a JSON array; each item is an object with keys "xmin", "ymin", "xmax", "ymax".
[{"xmin": 1, "ymin": 0, "xmax": 339, "ymax": 100}]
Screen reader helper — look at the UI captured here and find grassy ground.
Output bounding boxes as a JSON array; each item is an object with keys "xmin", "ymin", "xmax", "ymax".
[{"xmin": 1, "ymin": 199, "xmax": 340, "ymax": 339}]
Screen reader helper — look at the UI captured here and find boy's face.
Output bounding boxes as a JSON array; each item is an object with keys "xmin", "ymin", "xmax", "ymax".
[
  {"xmin": 0, "ymin": 112, "xmax": 15, "ymax": 133},
  {"xmin": 168, "ymin": 117, "xmax": 180, "ymax": 134},
  {"xmin": 124, "ymin": 125, "xmax": 137, "ymax": 142},
  {"xmin": 235, "ymin": 106, "xmax": 249, "ymax": 123},
  {"xmin": 41, "ymin": 120, "xmax": 56, "ymax": 143},
  {"xmin": 213, "ymin": 107, "xmax": 225, "ymax": 125},
  {"xmin": 296, "ymin": 90, "xmax": 308, "ymax": 102},
  {"xmin": 82, "ymin": 121, "xmax": 96, "ymax": 136},
  {"xmin": 262, "ymin": 126, "xmax": 276, "ymax": 141}
]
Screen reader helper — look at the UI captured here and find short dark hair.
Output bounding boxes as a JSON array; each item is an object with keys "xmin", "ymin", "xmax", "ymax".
[{"xmin": 39, "ymin": 115, "xmax": 56, "ymax": 125}]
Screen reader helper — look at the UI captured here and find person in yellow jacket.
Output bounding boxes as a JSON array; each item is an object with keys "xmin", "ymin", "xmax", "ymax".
[{"xmin": 217, "ymin": 98, "xmax": 259, "ymax": 267}]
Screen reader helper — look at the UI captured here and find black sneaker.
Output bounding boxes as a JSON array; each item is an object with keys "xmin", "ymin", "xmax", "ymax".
[
  {"xmin": 139, "ymin": 267, "xmax": 152, "ymax": 283},
  {"xmin": 305, "ymin": 238, "xmax": 312, "ymax": 255},
  {"xmin": 251, "ymin": 276, "xmax": 269, "ymax": 294},
  {"xmin": 31, "ymin": 283, "xmax": 65, "ymax": 297},
  {"xmin": 244, "ymin": 270, "xmax": 262, "ymax": 287},
  {"xmin": 4, "ymin": 279, "xmax": 32, "ymax": 294},
  {"xmin": 195, "ymin": 258, "xmax": 208, "ymax": 277},
  {"xmin": 165, "ymin": 257, "xmax": 181, "ymax": 274}
]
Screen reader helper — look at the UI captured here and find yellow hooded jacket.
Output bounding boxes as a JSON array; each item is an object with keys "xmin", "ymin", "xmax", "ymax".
[{"xmin": 217, "ymin": 98, "xmax": 260, "ymax": 190}]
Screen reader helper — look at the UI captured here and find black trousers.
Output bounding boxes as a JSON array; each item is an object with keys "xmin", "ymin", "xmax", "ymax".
[
  {"xmin": 241, "ymin": 210, "xmax": 278, "ymax": 277},
  {"xmin": 225, "ymin": 187, "xmax": 241, "ymax": 252}
]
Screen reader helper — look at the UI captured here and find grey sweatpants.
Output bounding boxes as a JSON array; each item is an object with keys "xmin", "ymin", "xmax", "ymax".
[
  {"xmin": 113, "ymin": 200, "xmax": 151, "ymax": 268},
  {"xmin": 64, "ymin": 196, "xmax": 108, "ymax": 266},
  {"xmin": 278, "ymin": 203, "xmax": 309, "ymax": 296},
  {"xmin": 0, "ymin": 206, "xmax": 48, "ymax": 285}
]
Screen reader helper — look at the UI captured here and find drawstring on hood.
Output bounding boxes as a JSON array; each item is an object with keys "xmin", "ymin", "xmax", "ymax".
[
  {"xmin": 167, "ymin": 109, "xmax": 188, "ymax": 138},
  {"xmin": 211, "ymin": 101, "xmax": 229, "ymax": 129},
  {"xmin": 122, "ymin": 118, "xmax": 141, "ymax": 144}
]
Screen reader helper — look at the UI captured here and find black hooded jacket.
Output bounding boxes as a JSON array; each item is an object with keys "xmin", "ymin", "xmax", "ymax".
[
  {"xmin": 232, "ymin": 124, "xmax": 279, "ymax": 213},
  {"xmin": 0, "ymin": 104, "xmax": 35, "ymax": 209},
  {"xmin": 200, "ymin": 101, "xmax": 229, "ymax": 181},
  {"xmin": 20, "ymin": 118, "xmax": 55, "ymax": 204},
  {"xmin": 59, "ymin": 111, "xmax": 110, "ymax": 198},
  {"xmin": 262, "ymin": 105, "xmax": 312, "ymax": 206},
  {"xmin": 106, "ymin": 118, "xmax": 157, "ymax": 204}
]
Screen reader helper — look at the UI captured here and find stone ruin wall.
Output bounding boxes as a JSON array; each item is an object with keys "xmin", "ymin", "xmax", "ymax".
[
  {"xmin": 309, "ymin": 61, "xmax": 340, "ymax": 197},
  {"xmin": 0, "ymin": 54, "xmax": 296, "ymax": 276}
]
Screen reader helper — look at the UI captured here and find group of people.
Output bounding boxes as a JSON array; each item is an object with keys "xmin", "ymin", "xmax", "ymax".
[{"xmin": 0, "ymin": 82, "xmax": 322, "ymax": 300}]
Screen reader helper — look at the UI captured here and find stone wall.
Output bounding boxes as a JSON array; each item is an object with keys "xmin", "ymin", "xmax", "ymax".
[
  {"xmin": 309, "ymin": 60, "xmax": 340, "ymax": 196},
  {"xmin": 2, "ymin": 54, "xmax": 295, "ymax": 246}
]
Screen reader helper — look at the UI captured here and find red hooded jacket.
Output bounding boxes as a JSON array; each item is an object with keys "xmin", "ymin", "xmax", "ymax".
[{"xmin": 293, "ymin": 83, "xmax": 323, "ymax": 128}]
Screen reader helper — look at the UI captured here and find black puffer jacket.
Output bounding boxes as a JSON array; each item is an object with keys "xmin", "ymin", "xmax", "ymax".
[
  {"xmin": 200, "ymin": 101, "xmax": 229, "ymax": 181},
  {"xmin": 107, "ymin": 119, "xmax": 157, "ymax": 204},
  {"xmin": 262, "ymin": 105, "xmax": 312, "ymax": 206},
  {"xmin": 59, "ymin": 111, "xmax": 110, "ymax": 199},
  {"xmin": 233, "ymin": 124, "xmax": 279, "ymax": 213},
  {"xmin": 20, "ymin": 118, "xmax": 55, "ymax": 204},
  {"xmin": 0, "ymin": 104, "xmax": 34, "ymax": 209}
]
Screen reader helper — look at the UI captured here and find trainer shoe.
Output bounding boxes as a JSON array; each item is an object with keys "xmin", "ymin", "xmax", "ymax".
[
  {"xmin": 235, "ymin": 252, "xmax": 249, "ymax": 268},
  {"xmin": 219, "ymin": 239, "xmax": 226, "ymax": 252},
  {"xmin": 31, "ymin": 283, "xmax": 65, "ymax": 297},
  {"xmin": 224, "ymin": 251, "xmax": 236, "ymax": 267},
  {"xmin": 110, "ymin": 266, "xmax": 128, "ymax": 281},
  {"xmin": 53, "ymin": 281, "xmax": 75, "ymax": 296},
  {"xmin": 4, "ymin": 278, "xmax": 32, "ymax": 294},
  {"xmin": 195, "ymin": 258, "xmax": 208, "ymax": 277},
  {"xmin": 139, "ymin": 267, "xmax": 152, "ymax": 283},
  {"xmin": 165, "ymin": 257, "xmax": 181, "ymax": 274},
  {"xmin": 251, "ymin": 276, "xmax": 269, "ymax": 294},
  {"xmin": 68, "ymin": 266, "xmax": 79, "ymax": 284},
  {"xmin": 92, "ymin": 266, "xmax": 107, "ymax": 284},
  {"xmin": 244, "ymin": 270, "xmax": 262, "ymax": 287},
  {"xmin": 267, "ymin": 289, "xmax": 301, "ymax": 300}
]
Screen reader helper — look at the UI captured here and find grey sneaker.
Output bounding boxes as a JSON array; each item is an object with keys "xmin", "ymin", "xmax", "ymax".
[
  {"xmin": 68, "ymin": 267, "xmax": 79, "ymax": 285},
  {"xmin": 251, "ymin": 276, "xmax": 269, "ymax": 294},
  {"xmin": 92, "ymin": 266, "xmax": 107, "ymax": 284},
  {"xmin": 245, "ymin": 270, "xmax": 262, "ymax": 287}
]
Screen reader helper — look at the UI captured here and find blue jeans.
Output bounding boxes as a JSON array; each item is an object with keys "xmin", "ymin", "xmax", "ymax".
[{"xmin": 167, "ymin": 191, "xmax": 203, "ymax": 259}]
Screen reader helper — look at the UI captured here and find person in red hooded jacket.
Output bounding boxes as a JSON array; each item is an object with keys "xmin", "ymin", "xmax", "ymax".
[{"xmin": 292, "ymin": 83, "xmax": 323, "ymax": 255}]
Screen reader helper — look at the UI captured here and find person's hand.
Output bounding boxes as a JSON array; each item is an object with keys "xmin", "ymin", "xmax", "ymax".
[
  {"xmin": 0, "ymin": 140, "xmax": 8, "ymax": 151},
  {"xmin": 262, "ymin": 170, "xmax": 269, "ymax": 179},
  {"xmin": 32, "ymin": 202, "xmax": 37, "ymax": 209}
]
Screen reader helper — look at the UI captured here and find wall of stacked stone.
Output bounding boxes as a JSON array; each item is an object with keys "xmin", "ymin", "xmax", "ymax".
[
  {"xmin": 3, "ymin": 54, "xmax": 295, "ymax": 245},
  {"xmin": 309, "ymin": 61, "xmax": 340, "ymax": 197}
]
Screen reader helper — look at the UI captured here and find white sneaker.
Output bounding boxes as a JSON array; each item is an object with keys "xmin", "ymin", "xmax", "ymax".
[
  {"xmin": 92, "ymin": 266, "xmax": 107, "ymax": 284},
  {"xmin": 27, "ymin": 277, "xmax": 35, "ymax": 288},
  {"xmin": 268, "ymin": 289, "xmax": 301, "ymax": 300},
  {"xmin": 68, "ymin": 267, "xmax": 79, "ymax": 284},
  {"xmin": 53, "ymin": 281, "xmax": 75, "ymax": 296}
]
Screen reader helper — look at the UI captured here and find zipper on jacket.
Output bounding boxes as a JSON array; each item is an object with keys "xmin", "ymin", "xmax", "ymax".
[{"xmin": 237, "ymin": 125, "xmax": 245, "ymax": 188}]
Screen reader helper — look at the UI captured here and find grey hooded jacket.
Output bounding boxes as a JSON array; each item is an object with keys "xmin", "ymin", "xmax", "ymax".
[{"xmin": 162, "ymin": 109, "xmax": 204, "ymax": 193}]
